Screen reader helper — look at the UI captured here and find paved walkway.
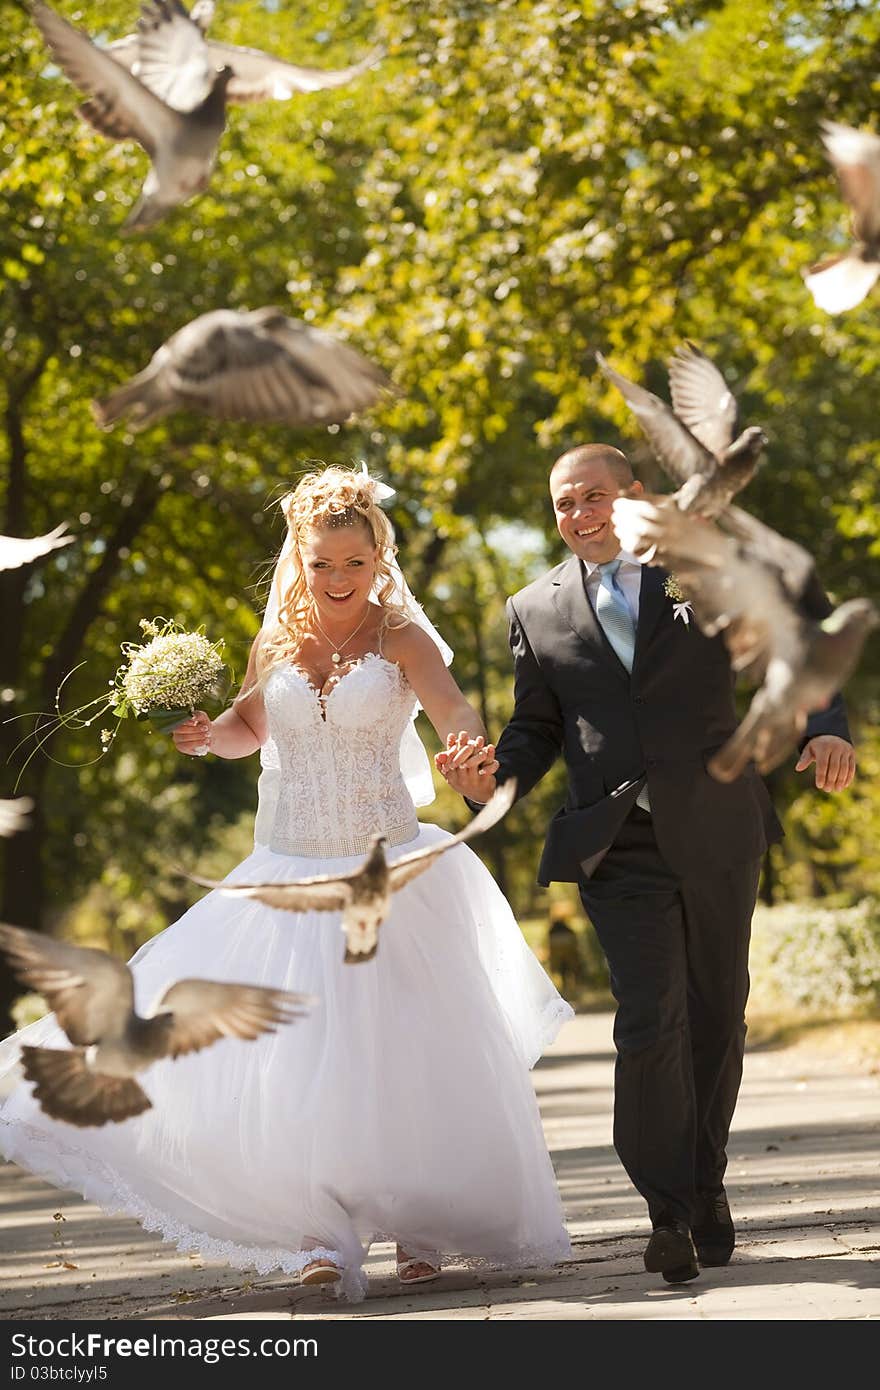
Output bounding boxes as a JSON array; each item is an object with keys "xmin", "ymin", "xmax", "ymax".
[{"xmin": 1, "ymin": 1012, "xmax": 878, "ymax": 1321}]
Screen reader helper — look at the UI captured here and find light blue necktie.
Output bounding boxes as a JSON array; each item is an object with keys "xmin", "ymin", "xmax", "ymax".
[
  {"xmin": 594, "ymin": 559, "xmax": 651, "ymax": 812},
  {"xmin": 595, "ymin": 558, "xmax": 636, "ymax": 671}
]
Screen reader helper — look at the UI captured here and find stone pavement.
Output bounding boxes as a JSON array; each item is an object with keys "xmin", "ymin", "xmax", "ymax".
[{"xmin": 1, "ymin": 1012, "xmax": 878, "ymax": 1321}]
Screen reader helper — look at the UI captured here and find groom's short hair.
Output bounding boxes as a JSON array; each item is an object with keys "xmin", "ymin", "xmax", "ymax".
[{"xmin": 550, "ymin": 444, "xmax": 634, "ymax": 487}]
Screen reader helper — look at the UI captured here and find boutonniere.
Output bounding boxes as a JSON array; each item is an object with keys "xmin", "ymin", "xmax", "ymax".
[{"xmin": 664, "ymin": 575, "xmax": 694, "ymax": 626}]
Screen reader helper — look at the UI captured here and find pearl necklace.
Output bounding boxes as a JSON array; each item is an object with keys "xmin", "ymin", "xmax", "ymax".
[{"xmin": 310, "ymin": 604, "xmax": 371, "ymax": 664}]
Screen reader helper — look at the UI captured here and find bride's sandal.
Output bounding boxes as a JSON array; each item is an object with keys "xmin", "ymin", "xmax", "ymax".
[
  {"xmin": 300, "ymin": 1257, "xmax": 343, "ymax": 1287},
  {"xmin": 396, "ymin": 1246, "xmax": 441, "ymax": 1285}
]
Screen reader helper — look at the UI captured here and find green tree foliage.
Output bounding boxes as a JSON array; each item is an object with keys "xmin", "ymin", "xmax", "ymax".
[{"xmin": 2, "ymin": 1, "xmax": 880, "ymax": 1027}]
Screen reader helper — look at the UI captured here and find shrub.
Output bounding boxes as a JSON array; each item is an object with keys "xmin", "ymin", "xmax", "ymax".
[{"xmin": 749, "ymin": 898, "xmax": 880, "ymax": 1015}]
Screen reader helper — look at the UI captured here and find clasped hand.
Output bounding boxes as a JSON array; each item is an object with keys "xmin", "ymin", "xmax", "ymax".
[{"xmin": 434, "ymin": 731, "xmax": 499, "ymax": 802}]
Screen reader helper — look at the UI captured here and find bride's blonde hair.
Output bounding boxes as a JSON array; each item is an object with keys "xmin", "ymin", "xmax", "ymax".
[{"xmin": 256, "ymin": 466, "xmax": 408, "ymax": 683}]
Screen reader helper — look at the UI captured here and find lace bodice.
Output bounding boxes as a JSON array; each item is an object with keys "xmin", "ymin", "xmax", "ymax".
[{"xmin": 255, "ymin": 654, "xmax": 420, "ymax": 857}]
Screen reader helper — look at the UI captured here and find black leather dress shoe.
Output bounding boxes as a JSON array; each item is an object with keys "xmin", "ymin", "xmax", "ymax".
[
  {"xmin": 644, "ymin": 1218, "xmax": 699, "ymax": 1284},
  {"xmin": 693, "ymin": 1189, "xmax": 735, "ymax": 1266}
]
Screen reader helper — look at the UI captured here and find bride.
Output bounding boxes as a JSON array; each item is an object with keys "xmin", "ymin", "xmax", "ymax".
[{"xmin": 0, "ymin": 466, "xmax": 573, "ymax": 1301}]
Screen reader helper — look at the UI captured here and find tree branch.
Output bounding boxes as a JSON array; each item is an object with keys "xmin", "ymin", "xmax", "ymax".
[{"xmin": 40, "ymin": 471, "xmax": 164, "ymax": 701}]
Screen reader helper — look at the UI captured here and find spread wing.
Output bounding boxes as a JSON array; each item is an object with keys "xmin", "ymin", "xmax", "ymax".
[
  {"xmin": 388, "ymin": 779, "xmax": 517, "ymax": 892},
  {"xmin": 821, "ymin": 120, "xmax": 880, "ymax": 245},
  {"xmin": 167, "ymin": 309, "xmax": 391, "ymax": 425},
  {"xmin": 186, "ymin": 868, "xmax": 353, "ymax": 913},
  {"xmin": 596, "ymin": 352, "xmax": 716, "ymax": 485},
  {"xmin": 667, "ymin": 342, "xmax": 738, "ymax": 459},
  {"xmin": 0, "ymin": 525, "xmax": 73, "ymax": 571},
  {"xmin": 718, "ymin": 506, "xmax": 815, "ymax": 602},
  {"xmin": 20, "ymin": 1046, "xmax": 152, "ymax": 1127},
  {"xmin": 32, "ymin": 0, "xmax": 183, "ymax": 153},
  {"xmin": 149, "ymin": 979, "xmax": 315, "ymax": 1058},
  {"xmin": 205, "ymin": 40, "xmax": 384, "ymax": 103},
  {"xmin": 611, "ymin": 496, "xmax": 801, "ymax": 674},
  {"xmin": 0, "ymin": 923, "xmax": 132, "ymax": 1045}
]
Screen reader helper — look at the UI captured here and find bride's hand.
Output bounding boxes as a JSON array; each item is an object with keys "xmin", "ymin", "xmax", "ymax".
[
  {"xmin": 435, "ymin": 731, "xmax": 498, "ymax": 803},
  {"xmin": 172, "ymin": 711, "xmax": 212, "ymax": 757}
]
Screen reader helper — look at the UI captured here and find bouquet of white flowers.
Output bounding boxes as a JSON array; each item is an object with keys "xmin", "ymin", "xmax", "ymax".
[
  {"xmin": 10, "ymin": 618, "xmax": 229, "ymax": 786},
  {"xmin": 105, "ymin": 617, "xmax": 228, "ymax": 738}
]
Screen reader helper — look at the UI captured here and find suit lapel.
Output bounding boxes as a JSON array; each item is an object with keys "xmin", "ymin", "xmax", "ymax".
[
  {"xmin": 552, "ymin": 554, "xmax": 630, "ymax": 681},
  {"xmin": 632, "ymin": 565, "xmax": 667, "ymax": 670}
]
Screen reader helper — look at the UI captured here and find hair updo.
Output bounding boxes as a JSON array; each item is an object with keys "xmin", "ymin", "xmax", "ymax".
[{"xmin": 256, "ymin": 466, "xmax": 407, "ymax": 682}]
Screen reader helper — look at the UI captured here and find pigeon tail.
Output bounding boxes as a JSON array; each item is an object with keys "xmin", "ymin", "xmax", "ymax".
[
  {"xmin": 344, "ymin": 945, "xmax": 378, "ymax": 964},
  {"xmin": 20, "ymin": 1045, "xmax": 152, "ymax": 1127},
  {"xmin": 708, "ymin": 702, "xmax": 793, "ymax": 784},
  {"xmin": 707, "ymin": 727, "xmax": 760, "ymax": 784},
  {"xmin": 804, "ymin": 252, "xmax": 880, "ymax": 314},
  {"xmin": 120, "ymin": 192, "xmax": 174, "ymax": 234},
  {"xmin": 92, "ymin": 372, "xmax": 169, "ymax": 431}
]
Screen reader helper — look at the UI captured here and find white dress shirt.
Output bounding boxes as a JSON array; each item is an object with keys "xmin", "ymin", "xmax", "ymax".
[{"xmin": 581, "ymin": 549, "xmax": 643, "ymax": 625}]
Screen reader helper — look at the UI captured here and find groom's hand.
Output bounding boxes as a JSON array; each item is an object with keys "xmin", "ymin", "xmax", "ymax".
[
  {"xmin": 795, "ymin": 735, "xmax": 856, "ymax": 792},
  {"xmin": 435, "ymin": 731, "xmax": 498, "ymax": 803}
]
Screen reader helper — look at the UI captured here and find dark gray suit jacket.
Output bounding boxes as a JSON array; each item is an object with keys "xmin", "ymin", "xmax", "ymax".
[{"xmin": 491, "ymin": 555, "xmax": 851, "ymax": 885}]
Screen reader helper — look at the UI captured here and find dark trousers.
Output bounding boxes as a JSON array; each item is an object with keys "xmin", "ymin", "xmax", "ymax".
[{"xmin": 578, "ymin": 807, "xmax": 761, "ymax": 1227}]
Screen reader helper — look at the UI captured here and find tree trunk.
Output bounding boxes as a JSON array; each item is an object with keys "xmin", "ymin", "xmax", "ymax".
[
  {"xmin": 0, "ymin": 461, "xmax": 163, "ymax": 1035},
  {"xmin": 759, "ymin": 846, "xmax": 775, "ymax": 907}
]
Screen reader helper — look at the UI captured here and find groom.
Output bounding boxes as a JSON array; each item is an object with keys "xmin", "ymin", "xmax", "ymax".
[{"xmin": 438, "ymin": 443, "xmax": 855, "ymax": 1284}]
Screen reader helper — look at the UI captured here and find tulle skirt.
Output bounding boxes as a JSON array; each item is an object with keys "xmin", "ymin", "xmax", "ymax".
[{"xmin": 0, "ymin": 825, "xmax": 573, "ymax": 1300}]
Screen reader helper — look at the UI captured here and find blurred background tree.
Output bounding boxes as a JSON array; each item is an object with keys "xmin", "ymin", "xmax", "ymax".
[{"xmin": 2, "ymin": 0, "xmax": 879, "ymax": 1031}]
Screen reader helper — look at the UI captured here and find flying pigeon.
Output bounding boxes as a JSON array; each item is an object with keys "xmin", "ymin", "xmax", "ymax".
[
  {"xmin": 0, "ymin": 799, "xmax": 34, "ymax": 838},
  {"xmin": 31, "ymin": 0, "xmax": 233, "ymax": 231},
  {"xmin": 107, "ymin": 0, "xmax": 383, "ymax": 107},
  {"xmin": 0, "ymin": 524, "xmax": 73, "ymax": 571},
  {"xmin": 186, "ymin": 780, "xmax": 518, "ymax": 964},
  {"xmin": 804, "ymin": 121, "xmax": 880, "ymax": 313},
  {"xmin": 597, "ymin": 344, "xmax": 767, "ymax": 518},
  {"xmin": 0, "ymin": 922, "xmax": 315, "ymax": 1126},
  {"xmin": 611, "ymin": 495, "xmax": 877, "ymax": 778},
  {"xmin": 91, "ymin": 306, "xmax": 394, "ymax": 431}
]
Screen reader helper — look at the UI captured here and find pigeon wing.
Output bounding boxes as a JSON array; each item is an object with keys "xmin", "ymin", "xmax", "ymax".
[
  {"xmin": 611, "ymin": 497, "xmax": 784, "ymax": 665},
  {"xmin": 388, "ymin": 780, "xmax": 517, "ymax": 892},
  {"xmin": 131, "ymin": 0, "xmax": 216, "ymax": 111},
  {"xmin": 821, "ymin": 121, "xmax": 880, "ymax": 245},
  {"xmin": 32, "ymin": 1, "xmax": 183, "ymax": 154},
  {"xmin": 270, "ymin": 321, "xmax": 393, "ymax": 420},
  {"xmin": 186, "ymin": 868, "xmax": 353, "ymax": 913},
  {"xmin": 596, "ymin": 353, "xmax": 715, "ymax": 485},
  {"xmin": 667, "ymin": 342, "xmax": 738, "ymax": 459},
  {"xmin": 20, "ymin": 1045, "xmax": 151, "ymax": 1127},
  {"xmin": 205, "ymin": 40, "xmax": 384, "ymax": 103},
  {"xmin": 0, "ymin": 924, "xmax": 133, "ymax": 1046},
  {"xmin": 718, "ymin": 506, "xmax": 815, "ymax": 602},
  {"xmin": 169, "ymin": 312, "xmax": 390, "ymax": 425},
  {"xmin": 0, "ymin": 525, "xmax": 73, "ymax": 572},
  {"xmin": 150, "ymin": 979, "xmax": 314, "ymax": 1058}
]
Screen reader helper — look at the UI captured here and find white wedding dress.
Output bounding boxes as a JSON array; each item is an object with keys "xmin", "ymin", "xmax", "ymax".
[{"xmin": 0, "ymin": 653, "xmax": 573, "ymax": 1300}]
